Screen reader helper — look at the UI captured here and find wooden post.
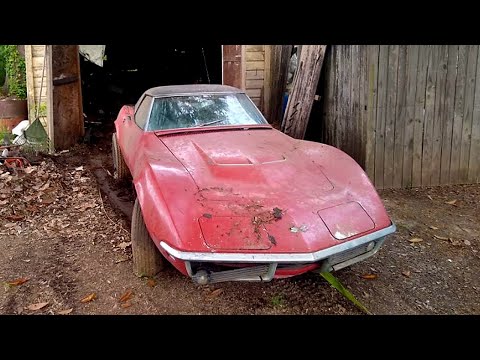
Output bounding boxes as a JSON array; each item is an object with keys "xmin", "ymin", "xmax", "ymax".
[
  {"xmin": 281, "ymin": 45, "xmax": 327, "ymax": 139},
  {"xmin": 265, "ymin": 45, "xmax": 292, "ymax": 127},
  {"xmin": 45, "ymin": 45, "xmax": 55, "ymax": 153}
]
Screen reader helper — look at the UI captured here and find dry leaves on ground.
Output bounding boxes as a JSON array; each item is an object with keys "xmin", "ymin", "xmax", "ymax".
[
  {"xmin": 57, "ymin": 308, "xmax": 73, "ymax": 315},
  {"xmin": 80, "ymin": 293, "xmax": 97, "ymax": 303},
  {"xmin": 26, "ymin": 302, "xmax": 49, "ymax": 311},
  {"xmin": 361, "ymin": 274, "xmax": 377, "ymax": 280},
  {"xmin": 119, "ymin": 289, "xmax": 133, "ymax": 303},
  {"xmin": 6, "ymin": 277, "xmax": 29, "ymax": 286},
  {"xmin": 408, "ymin": 238, "xmax": 423, "ymax": 243}
]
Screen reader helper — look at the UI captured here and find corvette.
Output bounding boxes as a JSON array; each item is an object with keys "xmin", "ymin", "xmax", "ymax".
[{"xmin": 112, "ymin": 84, "xmax": 395, "ymax": 284}]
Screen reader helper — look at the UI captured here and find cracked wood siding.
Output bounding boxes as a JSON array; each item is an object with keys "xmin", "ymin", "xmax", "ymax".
[
  {"xmin": 245, "ymin": 45, "xmax": 266, "ymax": 112},
  {"xmin": 322, "ymin": 45, "xmax": 480, "ymax": 188},
  {"xmin": 25, "ymin": 45, "xmax": 49, "ymax": 129}
]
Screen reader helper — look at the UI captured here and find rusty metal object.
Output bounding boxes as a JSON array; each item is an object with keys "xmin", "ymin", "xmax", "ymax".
[{"xmin": 0, "ymin": 99, "xmax": 28, "ymax": 131}]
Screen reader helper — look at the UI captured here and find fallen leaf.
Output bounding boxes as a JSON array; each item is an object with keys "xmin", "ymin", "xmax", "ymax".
[
  {"xmin": 4, "ymin": 223, "xmax": 17, "ymax": 228},
  {"xmin": 464, "ymin": 240, "xmax": 471, "ymax": 246},
  {"xmin": 408, "ymin": 237, "xmax": 423, "ymax": 243},
  {"xmin": 118, "ymin": 241, "xmax": 131, "ymax": 250},
  {"xmin": 402, "ymin": 270, "xmax": 411, "ymax": 277},
  {"xmin": 75, "ymin": 166, "xmax": 84, "ymax": 171},
  {"xmin": 427, "ymin": 195, "xmax": 433, "ymax": 200},
  {"xmin": 119, "ymin": 289, "xmax": 133, "ymax": 303},
  {"xmin": 80, "ymin": 293, "xmax": 97, "ymax": 303},
  {"xmin": 449, "ymin": 238, "xmax": 461, "ymax": 246},
  {"xmin": 24, "ymin": 167, "xmax": 36, "ymax": 174},
  {"xmin": 5, "ymin": 214, "xmax": 25, "ymax": 222},
  {"xmin": 0, "ymin": 199, "xmax": 7, "ymax": 205},
  {"xmin": 57, "ymin": 308, "xmax": 73, "ymax": 315},
  {"xmin": 445, "ymin": 199, "xmax": 457, "ymax": 205},
  {"xmin": 38, "ymin": 181, "xmax": 50, "ymax": 192},
  {"xmin": 429, "ymin": 226, "xmax": 439, "ymax": 230},
  {"xmin": 40, "ymin": 195, "xmax": 55, "ymax": 205},
  {"xmin": 26, "ymin": 302, "xmax": 49, "ymax": 311},
  {"xmin": 121, "ymin": 302, "xmax": 132, "ymax": 308},
  {"xmin": 208, "ymin": 289, "xmax": 223, "ymax": 298},
  {"xmin": 147, "ymin": 279, "xmax": 156, "ymax": 288},
  {"xmin": 7, "ymin": 277, "xmax": 29, "ymax": 286},
  {"xmin": 13, "ymin": 186, "xmax": 23, "ymax": 192},
  {"xmin": 272, "ymin": 207, "xmax": 283, "ymax": 219},
  {"xmin": 361, "ymin": 274, "xmax": 377, "ymax": 280},
  {"xmin": 434, "ymin": 235, "xmax": 449, "ymax": 240}
]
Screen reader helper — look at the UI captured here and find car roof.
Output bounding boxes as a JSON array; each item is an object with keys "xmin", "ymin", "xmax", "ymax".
[{"xmin": 145, "ymin": 84, "xmax": 244, "ymax": 97}]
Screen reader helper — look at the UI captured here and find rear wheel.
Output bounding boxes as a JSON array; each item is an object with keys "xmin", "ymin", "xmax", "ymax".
[
  {"xmin": 112, "ymin": 132, "xmax": 130, "ymax": 181},
  {"xmin": 131, "ymin": 198, "xmax": 164, "ymax": 277}
]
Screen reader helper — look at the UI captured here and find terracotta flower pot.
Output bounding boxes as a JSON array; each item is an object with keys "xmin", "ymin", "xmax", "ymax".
[{"xmin": 0, "ymin": 98, "xmax": 28, "ymax": 132}]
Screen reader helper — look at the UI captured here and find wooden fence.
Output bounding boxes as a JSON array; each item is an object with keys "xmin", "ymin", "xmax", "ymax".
[{"xmin": 322, "ymin": 45, "xmax": 480, "ymax": 188}]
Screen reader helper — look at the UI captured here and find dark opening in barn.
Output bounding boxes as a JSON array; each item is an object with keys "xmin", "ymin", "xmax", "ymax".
[{"xmin": 79, "ymin": 45, "xmax": 222, "ymax": 139}]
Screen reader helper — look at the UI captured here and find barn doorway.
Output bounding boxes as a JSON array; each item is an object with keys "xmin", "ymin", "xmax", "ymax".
[{"xmin": 79, "ymin": 45, "xmax": 223, "ymax": 139}]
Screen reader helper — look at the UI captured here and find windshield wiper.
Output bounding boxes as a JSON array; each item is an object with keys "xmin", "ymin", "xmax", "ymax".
[{"xmin": 197, "ymin": 119, "xmax": 225, "ymax": 127}]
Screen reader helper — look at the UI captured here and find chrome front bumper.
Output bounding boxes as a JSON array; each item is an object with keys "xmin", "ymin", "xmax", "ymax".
[{"xmin": 160, "ymin": 223, "xmax": 396, "ymax": 284}]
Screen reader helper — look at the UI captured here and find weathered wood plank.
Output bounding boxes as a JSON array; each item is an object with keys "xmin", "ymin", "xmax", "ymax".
[
  {"xmin": 351, "ymin": 45, "xmax": 360, "ymax": 163},
  {"xmin": 246, "ymin": 52, "xmax": 264, "ymax": 61},
  {"xmin": 246, "ymin": 45, "xmax": 264, "ymax": 52},
  {"xmin": 468, "ymin": 47, "xmax": 480, "ymax": 183},
  {"xmin": 431, "ymin": 45, "xmax": 449, "ymax": 185},
  {"xmin": 262, "ymin": 45, "xmax": 271, "ymax": 118},
  {"xmin": 421, "ymin": 46, "xmax": 438, "ymax": 186},
  {"xmin": 375, "ymin": 46, "xmax": 389, "ymax": 189},
  {"xmin": 323, "ymin": 46, "xmax": 334, "ymax": 144},
  {"xmin": 440, "ymin": 45, "xmax": 459, "ymax": 184},
  {"xmin": 393, "ymin": 45, "xmax": 406, "ymax": 188},
  {"xmin": 264, "ymin": 46, "xmax": 291, "ymax": 125},
  {"xmin": 246, "ymin": 61, "xmax": 265, "ymax": 71},
  {"xmin": 246, "ymin": 88, "xmax": 262, "ymax": 98},
  {"xmin": 402, "ymin": 45, "xmax": 419, "ymax": 187},
  {"xmin": 412, "ymin": 46, "xmax": 429, "ymax": 187},
  {"xmin": 337, "ymin": 46, "xmax": 346, "ymax": 150},
  {"xmin": 246, "ymin": 70, "xmax": 265, "ymax": 80},
  {"xmin": 281, "ymin": 45, "xmax": 327, "ymax": 139},
  {"xmin": 251, "ymin": 97, "xmax": 261, "ymax": 106},
  {"xmin": 365, "ymin": 45, "xmax": 380, "ymax": 180},
  {"xmin": 459, "ymin": 45, "xmax": 478, "ymax": 183},
  {"xmin": 383, "ymin": 45, "xmax": 399, "ymax": 188},
  {"xmin": 25, "ymin": 45, "xmax": 36, "ymax": 121},
  {"xmin": 32, "ymin": 45, "xmax": 45, "ymax": 57},
  {"xmin": 246, "ymin": 79, "xmax": 264, "ymax": 89},
  {"xmin": 358, "ymin": 45, "xmax": 366, "ymax": 168},
  {"xmin": 450, "ymin": 45, "xmax": 468, "ymax": 183},
  {"xmin": 342, "ymin": 45, "xmax": 352, "ymax": 156}
]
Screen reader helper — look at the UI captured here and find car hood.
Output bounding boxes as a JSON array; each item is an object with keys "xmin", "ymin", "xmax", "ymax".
[
  {"xmin": 153, "ymin": 128, "xmax": 391, "ymax": 252},
  {"xmin": 158, "ymin": 128, "xmax": 334, "ymax": 201}
]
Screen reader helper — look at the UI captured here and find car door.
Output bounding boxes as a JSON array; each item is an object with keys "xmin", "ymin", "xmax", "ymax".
[{"xmin": 122, "ymin": 95, "xmax": 153, "ymax": 171}]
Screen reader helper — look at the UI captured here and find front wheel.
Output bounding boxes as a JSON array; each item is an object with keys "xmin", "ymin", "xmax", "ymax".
[{"xmin": 131, "ymin": 198, "xmax": 164, "ymax": 277}]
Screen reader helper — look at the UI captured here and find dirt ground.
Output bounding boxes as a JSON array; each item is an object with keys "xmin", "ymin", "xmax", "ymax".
[{"xmin": 1, "ymin": 137, "xmax": 479, "ymax": 315}]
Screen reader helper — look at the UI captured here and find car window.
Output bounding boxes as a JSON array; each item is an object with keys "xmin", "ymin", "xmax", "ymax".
[
  {"xmin": 147, "ymin": 93, "xmax": 267, "ymax": 131},
  {"xmin": 135, "ymin": 96, "xmax": 153, "ymax": 129}
]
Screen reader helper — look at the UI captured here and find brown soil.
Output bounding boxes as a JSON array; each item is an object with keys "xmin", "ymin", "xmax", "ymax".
[{"xmin": 1, "ymin": 141, "xmax": 479, "ymax": 315}]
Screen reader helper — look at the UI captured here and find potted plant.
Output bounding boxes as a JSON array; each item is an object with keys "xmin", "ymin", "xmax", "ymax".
[{"xmin": 0, "ymin": 45, "xmax": 28, "ymax": 136}]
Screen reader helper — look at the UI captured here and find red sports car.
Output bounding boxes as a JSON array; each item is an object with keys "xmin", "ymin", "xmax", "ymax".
[{"xmin": 112, "ymin": 84, "xmax": 395, "ymax": 284}]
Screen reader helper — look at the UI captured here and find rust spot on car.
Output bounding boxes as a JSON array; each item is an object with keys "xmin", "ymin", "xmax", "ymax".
[
  {"xmin": 268, "ymin": 234, "xmax": 277, "ymax": 246},
  {"xmin": 272, "ymin": 207, "xmax": 283, "ymax": 220}
]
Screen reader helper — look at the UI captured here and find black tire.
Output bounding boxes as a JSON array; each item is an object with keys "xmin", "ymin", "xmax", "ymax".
[
  {"xmin": 131, "ymin": 198, "xmax": 164, "ymax": 277},
  {"xmin": 112, "ymin": 132, "xmax": 130, "ymax": 181}
]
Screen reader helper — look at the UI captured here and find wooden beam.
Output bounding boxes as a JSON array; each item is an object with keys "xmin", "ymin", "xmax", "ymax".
[
  {"xmin": 281, "ymin": 45, "xmax": 327, "ymax": 139},
  {"xmin": 265, "ymin": 45, "xmax": 292, "ymax": 126},
  {"xmin": 45, "ymin": 45, "xmax": 55, "ymax": 152}
]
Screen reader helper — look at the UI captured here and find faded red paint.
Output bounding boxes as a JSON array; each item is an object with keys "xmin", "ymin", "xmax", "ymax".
[{"xmin": 114, "ymin": 104, "xmax": 392, "ymax": 279}]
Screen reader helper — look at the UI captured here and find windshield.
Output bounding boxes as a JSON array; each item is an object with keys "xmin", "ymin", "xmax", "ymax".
[{"xmin": 146, "ymin": 93, "xmax": 268, "ymax": 131}]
